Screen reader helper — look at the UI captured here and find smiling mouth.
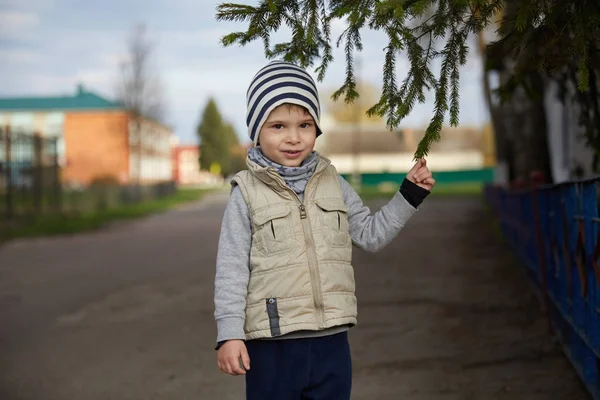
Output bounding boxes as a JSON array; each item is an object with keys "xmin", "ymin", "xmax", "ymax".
[{"xmin": 282, "ymin": 150, "xmax": 302, "ymax": 154}]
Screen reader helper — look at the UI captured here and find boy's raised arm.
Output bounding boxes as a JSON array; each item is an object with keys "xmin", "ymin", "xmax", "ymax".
[
  {"xmin": 339, "ymin": 176, "xmax": 429, "ymax": 253},
  {"xmin": 214, "ymin": 187, "xmax": 252, "ymax": 344}
]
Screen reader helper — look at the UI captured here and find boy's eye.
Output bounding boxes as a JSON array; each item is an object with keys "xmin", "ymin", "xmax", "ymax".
[
  {"xmin": 300, "ymin": 123, "xmax": 312, "ymax": 128},
  {"xmin": 272, "ymin": 124, "xmax": 284, "ymax": 130}
]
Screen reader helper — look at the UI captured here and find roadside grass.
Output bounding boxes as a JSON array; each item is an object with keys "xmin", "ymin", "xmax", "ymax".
[
  {"xmin": 358, "ymin": 182, "xmax": 484, "ymax": 200},
  {"xmin": 0, "ymin": 188, "xmax": 214, "ymax": 243}
]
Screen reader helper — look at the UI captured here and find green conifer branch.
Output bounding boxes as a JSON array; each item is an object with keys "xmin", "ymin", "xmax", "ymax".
[{"xmin": 215, "ymin": 0, "xmax": 598, "ymax": 160}]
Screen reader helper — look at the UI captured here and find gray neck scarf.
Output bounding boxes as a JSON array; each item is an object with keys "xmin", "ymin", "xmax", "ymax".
[{"xmin": 248, "ymin": 146, "xmax": 319, "ymax": 194}]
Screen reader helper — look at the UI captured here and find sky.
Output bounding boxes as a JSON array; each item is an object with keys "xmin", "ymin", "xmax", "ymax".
[{"xmin": 0, "ymin": 0, "xmax": 489, "ymax": 145}]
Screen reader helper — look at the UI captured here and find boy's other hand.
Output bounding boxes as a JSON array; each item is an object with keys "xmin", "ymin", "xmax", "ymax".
[
  {"xmin": 217, "ymin": 340, "xmax": 250, "ymax": 376},
  {"xmin": 407, "ymin": 158, "xmax": 435, "ymax": 191}
]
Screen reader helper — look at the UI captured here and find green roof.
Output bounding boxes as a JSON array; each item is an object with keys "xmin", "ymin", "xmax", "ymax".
[{"xmin": 0, "ymin": 84, "xmax": 124, "ymax": 112}]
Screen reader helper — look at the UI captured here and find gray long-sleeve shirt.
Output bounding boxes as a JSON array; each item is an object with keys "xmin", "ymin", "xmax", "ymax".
[{"xmin": 214, "ymin": 175, "xmax": 418, "ymax": 343}]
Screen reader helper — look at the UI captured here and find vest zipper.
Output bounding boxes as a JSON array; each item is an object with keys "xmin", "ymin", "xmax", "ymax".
[
  {"xmin": 299, "ymin": 205, "xmax": 325, "ymax": 328},
  {"xmin": 266, "ymin": 167, "xmax": 326, "ymax": 329},
  {"xmin": 299, "ymin": 204, "xmax": 307, "ymax": 219}
]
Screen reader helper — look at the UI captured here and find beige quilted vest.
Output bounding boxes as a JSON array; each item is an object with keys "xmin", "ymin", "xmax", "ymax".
[{"xmin": 231, "ymin": 154, "xmax": 357, "ymax": 340}]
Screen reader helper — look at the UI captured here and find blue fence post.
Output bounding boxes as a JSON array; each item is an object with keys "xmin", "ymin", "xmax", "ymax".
[
  {"xmin": 555, "ymin": 185, "xmax": 574, "ymax": 318},
  {"xmin": 539, "ymin": 186, "xmax": 558, "ymax": 308},
  {"xmin": 531, "ymin": 173, "xmax": 551, "ymax": 331},
  {"xmin": 562, "ymin": 184, "xmax": 586, "ymax": 334}
]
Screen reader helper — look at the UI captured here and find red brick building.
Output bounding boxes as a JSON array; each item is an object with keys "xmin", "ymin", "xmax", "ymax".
[{"xmin": 0, "ymin": 84, "xmax": 174, "ymax": 186}]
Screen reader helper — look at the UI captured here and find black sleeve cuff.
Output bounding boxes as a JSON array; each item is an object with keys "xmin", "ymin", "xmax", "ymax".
[
  {"xmin": 215, "ymin": 341, "xmax": 225, "ymax": 351},
  {"xmin": 399, "ymin": 178, "xmax": 430, "ymax": 208}
]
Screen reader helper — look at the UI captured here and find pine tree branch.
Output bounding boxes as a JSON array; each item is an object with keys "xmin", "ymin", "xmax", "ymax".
[{"xmin": 215, "ymin": 0, "xmax": 513, "ymax": 158}]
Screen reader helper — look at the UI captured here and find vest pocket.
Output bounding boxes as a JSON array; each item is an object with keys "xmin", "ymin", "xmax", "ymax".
[
  {"xmin": 252, "ymin": 205, "xmax": 293, "ymax": 255},
  {"xmin": 315, "ymin": 199, "xmax": 351, "ymax": 247}
]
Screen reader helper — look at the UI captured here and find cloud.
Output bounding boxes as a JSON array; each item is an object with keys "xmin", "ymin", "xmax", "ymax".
[
  {"xmin": 0, "ymin": 48, "xmax": 40, "ymax": 65},
  {"xmin": 160, "ymin": 27, "xmax": 232, "ymax": 49},
  {"xmin": 0, "ymin": 72, "xmax": 74, "ymax": 96},
  {"xmin": 99, "ymin": 52, "xmax": 127, "ymax": 69},
  {"xmin": 1, "ymin": 0, "xmax": 54, "ymax": 9},
  {"xmin": 74, "ymin": 68, "xmax": 115, "ymax": 92},
  {"xmin": 0, "ymin": 10, "xmax": 40, "ymax": 40}
]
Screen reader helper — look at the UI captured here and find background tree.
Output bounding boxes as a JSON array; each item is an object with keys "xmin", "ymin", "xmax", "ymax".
[
  {"xmin": 116, "ymin": 23, "xmax": 166, "ymax": 184},
  {"xmin": 197, "ymin": 98, "xmax": 243, "ymax": 177},
  {"xmin": 487, "ymin": 0, "xmax": 599, "ymax": 175},
  {"xmin": 222, "ymin": 122, "xmax": 243, "ymax": 176},
  {"xmin": 229, "ymin": 142, "xmax": 249, "ymax": 176},
  {"xmin": 323, "ymin": 82, "xmax": 383, "ymax": 124},
  {"xmin": 223, "ymin": 123, "xmax": 239, "ymax": 154},
  {"xmin": 216, "ymin": 0, "xmax": 598, "ymax": 176},
  {"xmin": 478, "ymin": 2, "xmax": 553, "ymax": 183}
]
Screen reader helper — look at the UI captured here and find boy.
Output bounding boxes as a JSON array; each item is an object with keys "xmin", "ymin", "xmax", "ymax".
[{"xmin": 214, "ymin": 60, "xmax": 435, "ymax": 400}]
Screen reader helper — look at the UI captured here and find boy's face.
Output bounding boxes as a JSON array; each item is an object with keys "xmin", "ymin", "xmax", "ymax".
[{"xmin": 257, "ymin": 104, "xmax": 317, "ymax": 167}]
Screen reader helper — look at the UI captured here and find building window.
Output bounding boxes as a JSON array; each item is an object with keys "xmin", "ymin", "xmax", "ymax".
[
  {"xmin": 44, "ymin": 112, "xmax": 64, "ymax": 137},
  {"xmin": 10, "ymin": 112, "xmax": 34, "ymax": 133}
]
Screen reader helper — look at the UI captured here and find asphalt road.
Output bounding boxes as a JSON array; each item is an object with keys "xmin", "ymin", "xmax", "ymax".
[{"xmin": 0, "ymin": 192, "xmax": 589, "ymax": 399}]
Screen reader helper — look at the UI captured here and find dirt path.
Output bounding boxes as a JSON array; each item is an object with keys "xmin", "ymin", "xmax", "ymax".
[{"xmin": 0, "ymin": 194, "xmax": 589, "ymax": 399}]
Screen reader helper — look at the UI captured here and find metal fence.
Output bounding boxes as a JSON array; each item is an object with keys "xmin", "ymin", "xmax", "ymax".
[
  {"xmin": 485, "ymin": 178, "xmax": 600, "ymax": 399},
  {"xmin": 1, "ymin": 126, "xmax": 178, "ymax": 222},
  {"xmin": 0, "ymin": 127, "xmax": 61, "ymax": 218}
]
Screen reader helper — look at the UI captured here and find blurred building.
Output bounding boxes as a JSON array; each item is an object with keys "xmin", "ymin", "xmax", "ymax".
[
  {"xmin": 544, "ymin": 81, "xmax": 595, "ymax": 182},
  {"xmin": 171, "ymin": 144, "xmax": 222, "ymax": 186},
  {"xmin": 315, "ymin": 117, "xmax": 489, "ymax": 174},
  {"xmin": 0, "ymin": 84, "xmax": 173, "ymax": 186}
]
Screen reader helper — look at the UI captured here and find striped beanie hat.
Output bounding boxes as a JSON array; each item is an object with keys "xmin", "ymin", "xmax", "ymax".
[{"xmin": 246, "ymin": 60, "xmax": 322, "ymax": 144}]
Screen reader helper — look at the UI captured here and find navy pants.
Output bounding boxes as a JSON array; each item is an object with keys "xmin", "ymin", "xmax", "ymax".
[{"xmin": 245, "ymin": 331, "xmax": 352, "ymax": 400}]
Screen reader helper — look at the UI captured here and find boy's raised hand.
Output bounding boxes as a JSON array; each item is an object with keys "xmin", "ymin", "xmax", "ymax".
[
  {"xmin": 217, "ymin": 340, "xmax": 250, "ymax": 376},
  {"xmin": 407, "ymin": 158, "xmax": 435, "ymax": 191}
]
